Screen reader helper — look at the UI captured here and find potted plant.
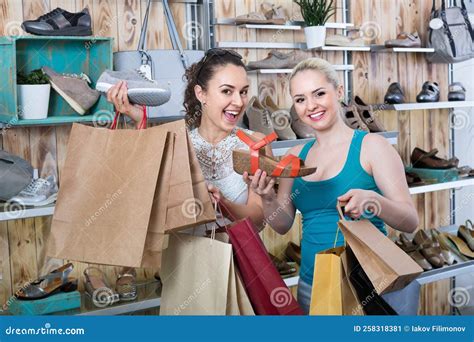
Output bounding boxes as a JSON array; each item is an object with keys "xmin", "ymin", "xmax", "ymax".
[
  {"xmin": 294, "ymin": 0, "xmax": 335, "ymax": 49},
  {"xmin": 17, "ymin": 69, "xmax": 51, "ymax": 120}
]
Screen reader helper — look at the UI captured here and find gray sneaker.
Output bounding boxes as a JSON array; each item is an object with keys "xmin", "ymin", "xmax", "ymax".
[
  {"xmin": 9, "ymin": 175, "xmax": 58, "ymax": 207},
  {"xmin": 96, "ymin": 69, "xmax": 171, "ymax": 107},
  {"xmin": 244, "ymin": 96, "xmax": 275, "ymax": 136},
  {"xmin": 42, "ymin": 66, "xmax": 100, "ymax": 115}
]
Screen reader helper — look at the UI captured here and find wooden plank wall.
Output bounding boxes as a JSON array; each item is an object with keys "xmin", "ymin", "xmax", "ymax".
[
  {"xmin": 0, "ymin": 0, "xmax": 187, "ymax": 313},
  {"xmin": 0, "ymin": 0, "xmax": 451, "ymax": 315}
]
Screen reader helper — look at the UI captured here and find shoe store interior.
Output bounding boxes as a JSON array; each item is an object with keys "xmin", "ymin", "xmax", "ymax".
[{"xmin": 0, "ymin": 0, "xmax": 474, "ymax": 317}]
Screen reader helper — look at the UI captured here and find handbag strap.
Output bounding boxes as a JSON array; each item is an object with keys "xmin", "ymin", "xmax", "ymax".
[
  {"xmin": 110, "ymin": 106, "xmax": 147, "ymax": 130},
  {"xmin": 138, "ymin": 0, "xmax": 189, "ymax": 69},
  {"xmin": 460, "ymin": 0, "xmax": 474, "ymax": 42}
]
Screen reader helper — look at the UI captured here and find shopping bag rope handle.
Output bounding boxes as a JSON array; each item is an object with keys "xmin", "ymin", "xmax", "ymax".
[{"xmin": 111, "ymin": 106, "xmax": 147, "ymax": 130}]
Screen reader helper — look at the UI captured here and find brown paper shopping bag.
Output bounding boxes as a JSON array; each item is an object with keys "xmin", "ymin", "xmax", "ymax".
[
  {"xmin": 162, "ymin": 121, "xmax": 215, "ymax": 233},
  {"xmin": 160, "ymin": 233, "xmax": 254, "ymax": 315},
  {"xmin": 309, "ymin": 246, "xmax": 344, "ymax": 315},
  {"xmin": 337, "ymin": 203, "xmax": 423, "ymax": 295},
  {"xmin": 47, "ymin": 123, "xmax": 171, "ymax": 268}
]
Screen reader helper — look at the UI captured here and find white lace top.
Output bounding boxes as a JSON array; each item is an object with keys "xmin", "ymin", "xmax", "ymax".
[{"xmin": 189, "ymin": 127, "xmax": 253, "ymax": 205}]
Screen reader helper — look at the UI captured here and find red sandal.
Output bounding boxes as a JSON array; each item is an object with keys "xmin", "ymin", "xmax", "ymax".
[{"xmin": 233, "ymin": 130, "xmax": 316, "ymax": 178}]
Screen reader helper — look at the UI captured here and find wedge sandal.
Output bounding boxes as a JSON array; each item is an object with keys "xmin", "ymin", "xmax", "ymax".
[
  {"xmin": 233, "ymin": 130, "xmax": 316, "ymax": 178},
  {"xmin": 84, "ymin": 267, "xmax": 119, "ymax": 307}
]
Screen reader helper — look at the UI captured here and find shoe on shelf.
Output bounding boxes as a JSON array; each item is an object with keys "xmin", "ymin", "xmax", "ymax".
[
  {"xmin": 325, "ymin": 34, "xmax": 367, "ymax": 47},
  {"xmin": 9, "ymin": 175, "xmax": 58, "ymax": 207},
  {"xmin": 413, "ymin": 229, "xmax": 446, "ymax": 268},
  {"xmin": 42, "ymin": 66, "xmax": 100, "ymax": 115},
  {"xmin": 269, "ymin": 253, "xmax": 297, "ymax": 277},
  {"xmin": 444, "ymin": 233, "xmax": 474, "ymax": 259},
  {"xmin": 244, "ymin": 96, "xmax": 275, "ymax": 136},
  {"xmin": 263, "ymin": 96, "xmax": 297, "ymax": 140},
  {"xmin": 16, "ymin": 263, "xmax": 77, "ymax": 300},
  {"xmin": 235, "ymin": 2, "xmax": 286, "ymax": 25},
  {"xmin": 448, "ymin": 82, "xmax": 466, "ymax": 102},
  {"xmin": 290, "ymin": 105, "xmax": 315, "ymax": 139},
  {"xmin": 431, "ymin": 228, "xmax": 469, "ymax": 262},
  {"xmin": 84, "ymin": 267, "xmax": 119, "ymax": 307},
  {"xmin": 233, "ymin": 130, "xmax": 316, "ymax": 178},
  {"xmin": 354, "ymin": 96, "xmax": 386, "ymax": 132},
  {"xmin": 458, "ymin": 220, "xmax": 474, "ymax": 251},
  {"xmin": 410, "ymin": 147, "xmax": 459, "ymax": 169},
  {"xmin": 405, "ymin": 171, "xmax": 425, "ymax": 187},
  {"xmin": 384, "ymin": 82, "xmax": 405, "ymax": 104},
  {"xmin": 22, "ymin": 7, "xmax": 92, "ymax": 36},
  {"xmin": 246, "ymin": 50, "xmax": 310, "ymax": 70},
  {"xmin": 96, "ymin": 69, "xmax": 171, "ymax": 107},
  {"xmin": 115, "ymin": 268, "xmax": 137, "ymax": 301},
  {"xmin": 416, "ymin": 81, "xmax": 440, "ymax": 103},
  {"xmin": 395, "ymin": 233, "xmax": 432, "ymax": 271},
  {"xmin": 341, "ymin": 102, "xmax": 368, "ymax": 131},
  {"xmin": 384, "ymin": 31, "xmax": 421, "ymax": 48},
  {"xmin": 285, "ymin": 241, "xmax": 301, "ymax": 265}
]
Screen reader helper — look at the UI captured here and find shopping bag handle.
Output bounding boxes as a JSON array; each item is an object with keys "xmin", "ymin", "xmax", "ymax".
[
  {"xmin": 336, "ymin": 201, "xmax": 347, "ymax": 221},
  {"xmin": 110, "ymin": 106, "xmax": 147, "ymax": 130}
]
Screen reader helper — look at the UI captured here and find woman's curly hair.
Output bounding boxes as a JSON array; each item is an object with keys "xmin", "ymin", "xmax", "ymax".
[{"xmin": 183, "ymin": 50, "xmax": 246, "ymax": 129}]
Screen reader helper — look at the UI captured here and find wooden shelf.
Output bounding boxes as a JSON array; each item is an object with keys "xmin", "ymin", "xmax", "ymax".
[
  {"xmin": 214, "ymin": 19, "xmax": 354, "ymax": 30},
  {"xmin": 0, "ymin": 203, "xmax": 55, "ymax": 222},
  {"xmin": 247, "ymin": 65, "xmax": 354, "ymax": 74},
  {"xmin": 372, "ymin": 101, "xmax": 474, "ymax": 111},
  {"xmin": 370, "ymin": 45, "xmax": 435, "ymax": 53}
]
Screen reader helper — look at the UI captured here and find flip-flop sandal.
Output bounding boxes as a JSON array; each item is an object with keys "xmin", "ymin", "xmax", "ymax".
[
  {"xmin": 354, "ymin": 96, "xmax": 386, "ymax": 132},
  {"xmin": 16, "ymin": 263, "xmax": 77, "ymax": 300},
  {"xmin": 233, "ymin": 130, "xmax": 316, "ymax": 178},
  {"xmin": 84, "ymin": 267, "xmax": 119, "ymax": 307},
  {"xmin": 448, "ymin": 82, "xmax": 466, "ymax": 102},
  {"xmin": 116, "ymin": 270, "xmax": 138, "ymax": 301}
]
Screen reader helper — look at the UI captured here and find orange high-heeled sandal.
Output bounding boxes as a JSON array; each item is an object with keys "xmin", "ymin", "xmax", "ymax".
[{"xmin": 233, "ymin": 130, "xmax": 316, "ymax": 178}]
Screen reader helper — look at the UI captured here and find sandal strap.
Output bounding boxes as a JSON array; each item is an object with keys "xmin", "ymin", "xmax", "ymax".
[
  {"xmin": 236, "ymin": 130, "xmax": 278, "ymax": 173},
  {"xmin": 419, "ymin": 148, "xmax": 439, "ymax": 159},
  {"xmin": 271, "ymin": 154, "xmax": 301, "ymax": 177}
]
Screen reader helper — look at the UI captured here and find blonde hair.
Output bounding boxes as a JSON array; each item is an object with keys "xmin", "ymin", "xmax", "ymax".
[{"xmin": 289, "ymin": 57, "xmax": 340, "ymax": 90}]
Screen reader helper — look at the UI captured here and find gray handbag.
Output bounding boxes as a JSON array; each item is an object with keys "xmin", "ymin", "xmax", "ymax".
[
  {"xmin": 113, "ymin": 0, "xmax": 204, "ymax": 118},
  {"xmin": 0, "ymin": 150, "xmax": 33, "ymax": 201},
  {"xmin": 427, "ymin": 0, "xmax": 474, "ymax": 63}
]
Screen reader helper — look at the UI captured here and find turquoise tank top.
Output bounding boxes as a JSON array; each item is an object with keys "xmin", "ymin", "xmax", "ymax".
[{"xmin": 291, "ymin": 130, "xmax": 387, "ymax": 285}]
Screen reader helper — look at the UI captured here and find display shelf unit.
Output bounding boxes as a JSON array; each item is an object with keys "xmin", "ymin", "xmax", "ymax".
[
  {"xmin": 247, "ymin": 65, "xmax": 355, "ymax": 74},
  {"xmin": 0, "ymin": 204, "xmax": 54, "ymax": 222},
  {"xmin": 214, "ymin": 19, "xmax": 354, "ymax": 30},
  {"xmin": 370, "ymin": 45, "xmax": 435, "ymax": 53},
  {"xmin": 216, "ymin": 41, "xmax": 370, "ymax": 51},
  {"xmin": 409, "ymin": 178, "xmax": 474, "ymax": 195},
  {"xmin": 0, "ymin": 36, "xmax": 113, "ymax": 126},
  {"xmin": 372, "ymin": 101, "xmax": 474, "ymax": 112}
]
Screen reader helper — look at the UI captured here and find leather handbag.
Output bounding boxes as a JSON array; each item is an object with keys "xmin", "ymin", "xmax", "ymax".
[
  {"xmin": 0, "ymin": 150, "xmax": 33, "ymax": 201},
  {"xmin": 113, "ymin": 0, "xmax": 204, "ymax": 118}
]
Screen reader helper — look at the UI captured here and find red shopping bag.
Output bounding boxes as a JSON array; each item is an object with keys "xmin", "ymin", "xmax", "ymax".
[{"xmin": 226, "ymin": 217, "xmax": 304, "ymax": 315}]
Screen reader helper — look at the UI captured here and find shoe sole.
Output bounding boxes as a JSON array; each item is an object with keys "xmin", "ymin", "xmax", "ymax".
[
  {"xmin": 23, "ymin": 25, "xmax": 92, "ymax": 36},
  {"xmin": 50, "ymin": 80, "xmax": 87, "ymax": 115},
  {"xmin": 96, "ymin": 82, "xmax": 171, "ymax": 107},
  {"xmin": 12, "ymin": 193, "xmax": 58, "ymax": 207}
]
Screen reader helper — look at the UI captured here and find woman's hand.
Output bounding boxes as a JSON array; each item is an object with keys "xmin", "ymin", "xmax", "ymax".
[
  {"xmin": 106, "ymin": 81, "xmax": 143, "ymax": 123},
  {"xmin": 338, "ymin": 189, "xmax": 381, "ymax": 219},
  {"xmin": 207, "ymin": 184, "xmax": 223, "ymax": 204},
  {"xmin": 244, "ymin": 170, "xmax": 276, "ymax": 202}
]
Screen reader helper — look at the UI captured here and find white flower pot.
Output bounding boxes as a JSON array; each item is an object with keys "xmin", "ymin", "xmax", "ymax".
[
  {"xmin": 17, "ymin": 84, "xmax": 51, "ymax": 120},
  {"xmin": 304, "ymin": 26, "xmax": 327, "ymax": 49}
]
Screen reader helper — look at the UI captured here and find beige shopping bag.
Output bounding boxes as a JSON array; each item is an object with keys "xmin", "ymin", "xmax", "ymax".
[
  {"xmin": 160, "ymin": 233, "xmax": 254, "ymax": 315},
  {"xmin": 47, "ymin": 123, "xmax": 172, "ymax": 268},
  {"xmin": 337, "ymin": 203, "xmax": 423, "ymax": 295},
  {"xmin": 162, "ymin": 120, "xmax": 215, "ymax": 232}
]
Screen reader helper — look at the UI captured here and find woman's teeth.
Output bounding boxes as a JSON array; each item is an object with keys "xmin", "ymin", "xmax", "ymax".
[
  {"xmin": 309, "ymin": 111, "xmax": 325, "ymax": 120},
  {"xmin": 224, "ymin": 111, "xmax": 239, "ymax": 120}
]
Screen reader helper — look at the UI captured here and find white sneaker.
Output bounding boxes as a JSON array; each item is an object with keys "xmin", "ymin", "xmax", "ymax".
[
  {"xmin": 9, "ymin": 175, "xmax": 58, "ymax": 207},
  {"xmin": 96, "ymin": 69, "xmax": 171, "ymax": 107}
]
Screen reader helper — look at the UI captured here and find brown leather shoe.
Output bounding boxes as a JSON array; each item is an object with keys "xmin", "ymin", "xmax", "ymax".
[
  {"xmin": 413, "ymin": 230, "xmax": 445, "ymax": 268},
  {"xmin": 396, "ymin": 233, "xmax": 432, "ymax": 271},
  {"xmin": 354, "ymin": 96, "xmax": 386, "ymax": 132},
  {"xmin": 431, "ymin": 228, "xmax": 469, "ymax": 262},
  {"xmin": 341, "ymin": 102, "xmax": 368, "ymax": 131},
  {"xmin": 411, "ymin": 147, "xmax": 459, "ymax": 169},
  {"xmin": 406, "ymin": 171, "xmax": 425, "ymax": 187},
  {"xmin": 384, "ymin": 31, "xmax": 421, "ymax": 48},
  {"xmin": 458, "ymin": 220, "xmax": 474, "ymax": 251},
  {"xmin": 285, "ymin": 241, "xmax": 301, "ymax": 265}
]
